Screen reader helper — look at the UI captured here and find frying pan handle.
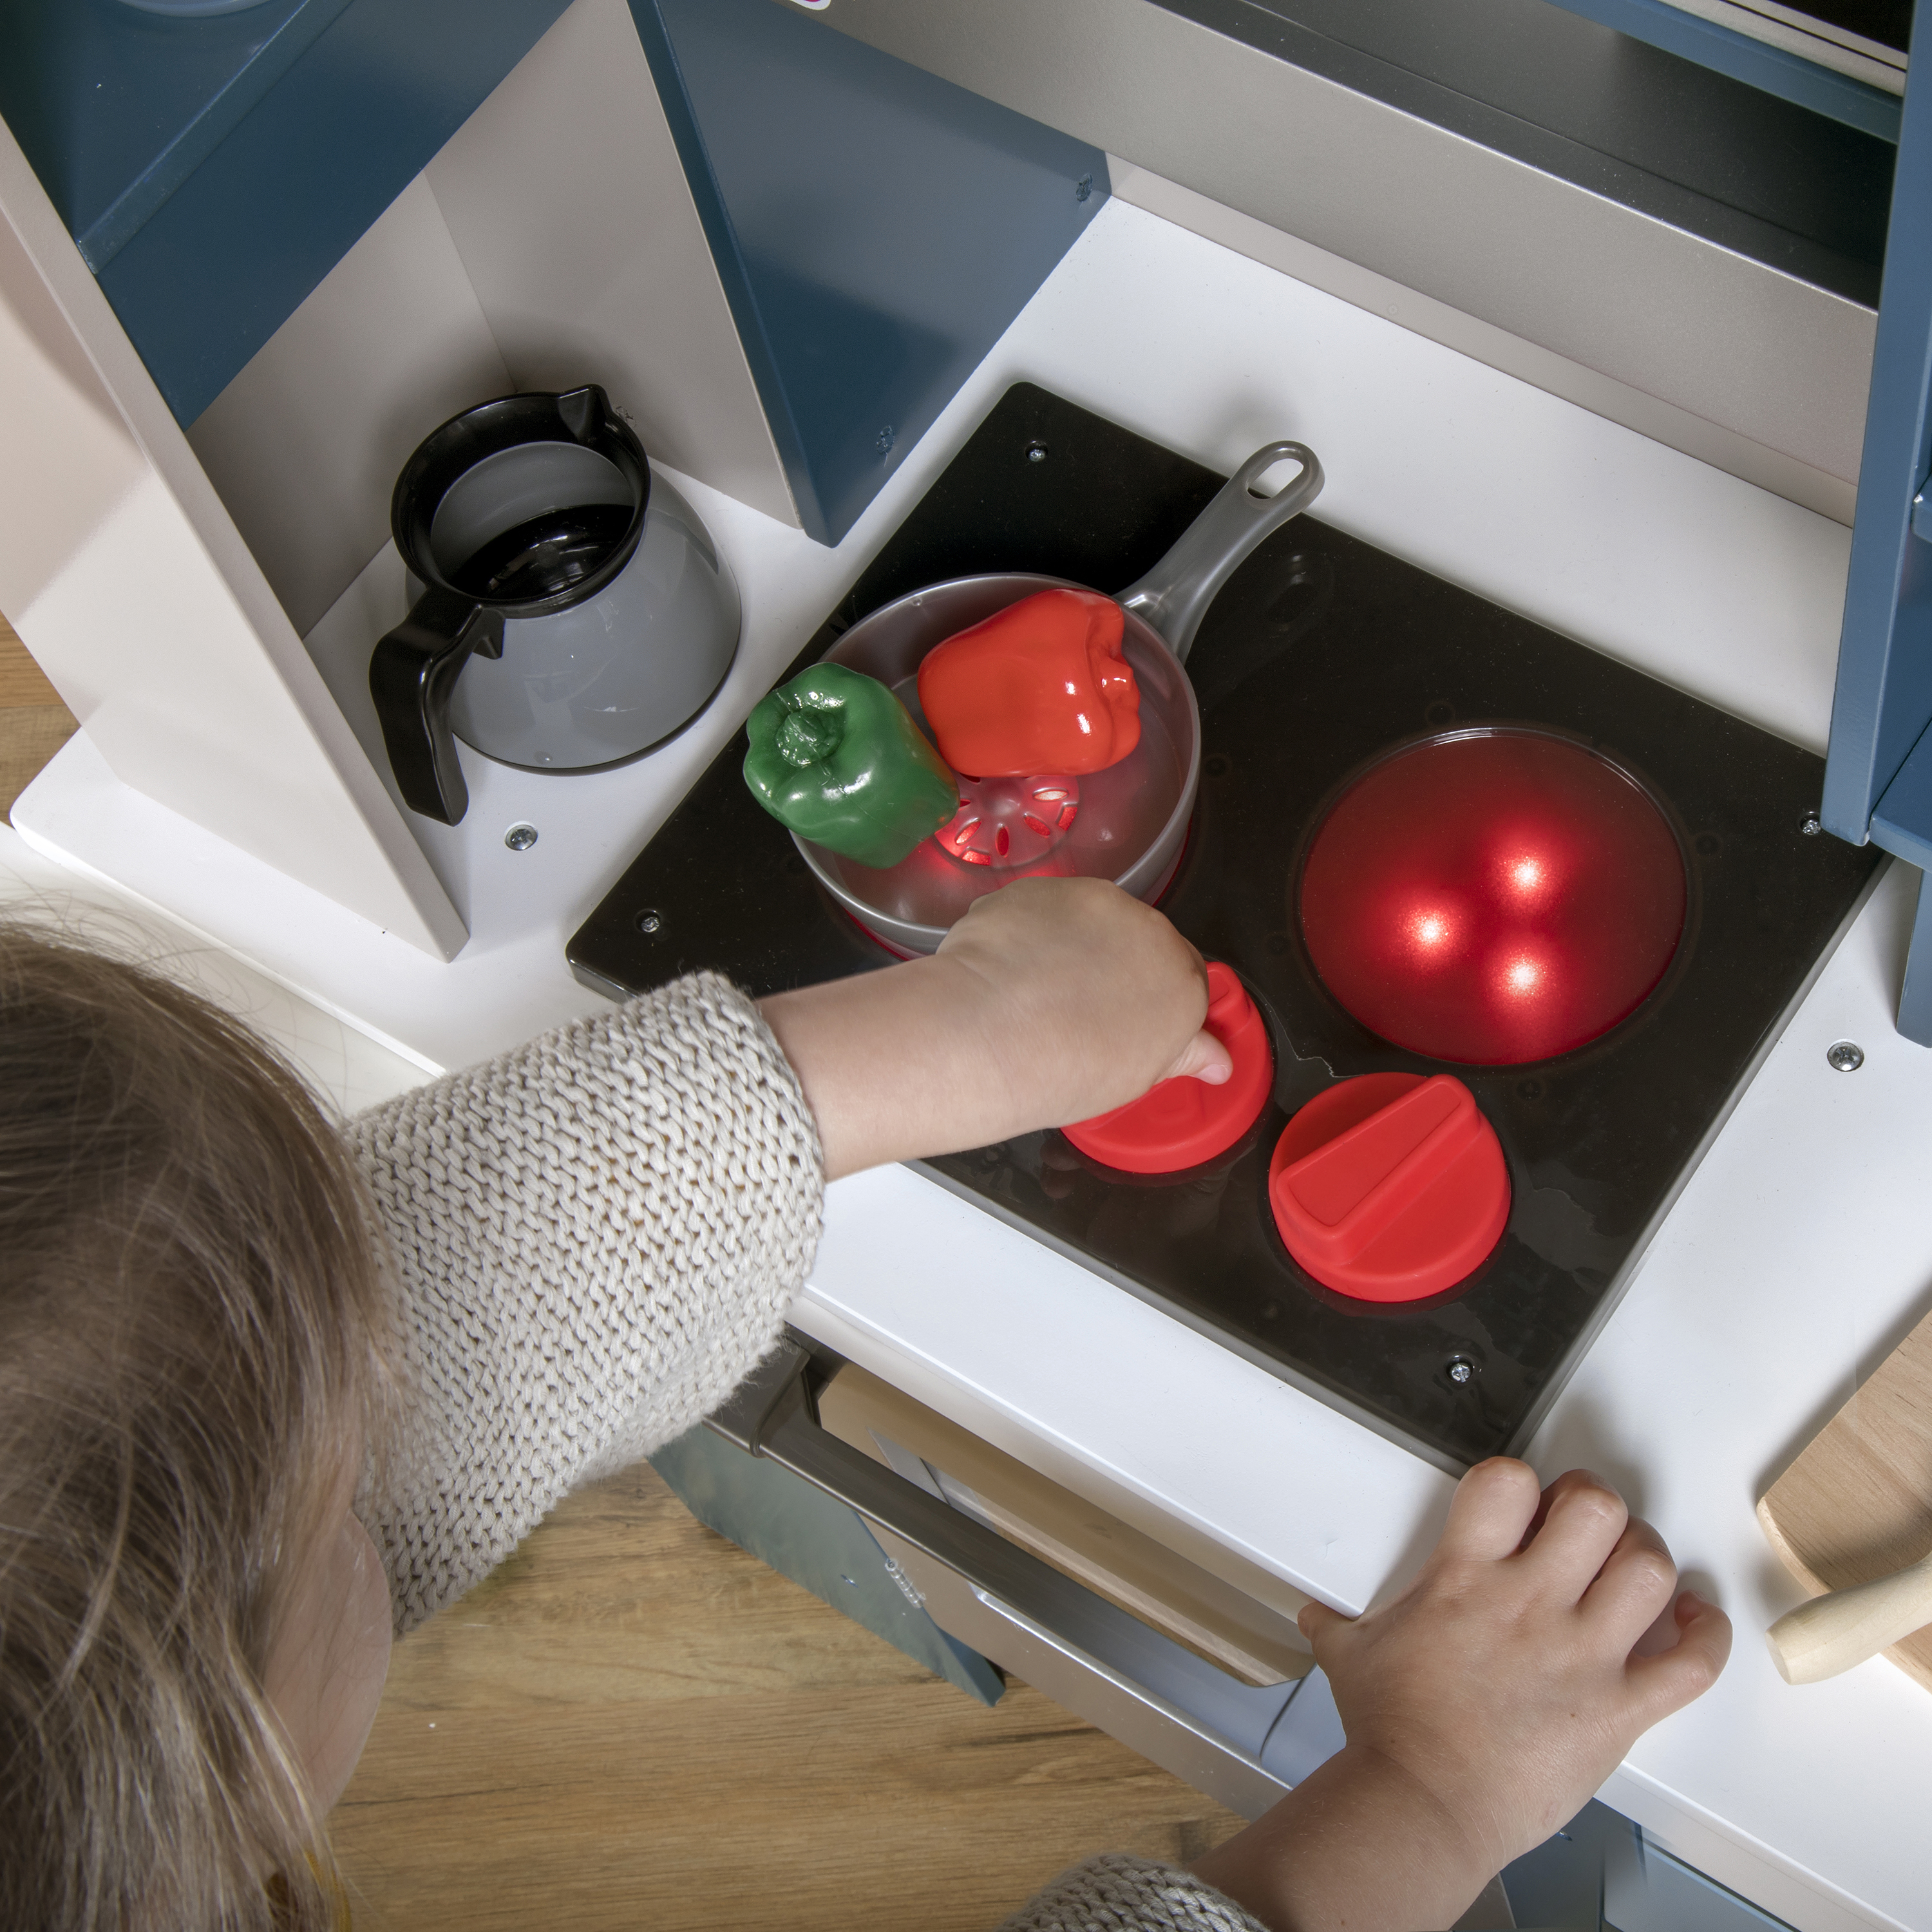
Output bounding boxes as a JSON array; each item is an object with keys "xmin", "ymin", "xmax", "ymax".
[{"xmin": 1117, "ymin": 442, "xmax": 1323, "ymax": 664}]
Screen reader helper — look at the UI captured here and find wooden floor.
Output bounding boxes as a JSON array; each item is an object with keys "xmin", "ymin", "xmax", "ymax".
[
  {"xmin": 0, "ymin": 611, "xmax": 77, "ymax": 819},
  {"xmin": 0, "ymin": 616, "xmax": 1246, "ymax": 1929},
  {"xmin": 332, "ymin": 1463, "xmax": 1245, "ymax": 1932}
]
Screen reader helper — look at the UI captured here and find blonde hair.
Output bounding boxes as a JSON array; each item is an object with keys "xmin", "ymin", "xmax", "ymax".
[{"xmin": 0, "ymin": 923, "xmax": 395, "ymax": 1929}]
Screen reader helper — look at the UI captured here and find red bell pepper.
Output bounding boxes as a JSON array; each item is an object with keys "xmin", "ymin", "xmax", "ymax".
[{"xmin": 916, "ymin": 588, "xmax": 1141, "ymax": 778}]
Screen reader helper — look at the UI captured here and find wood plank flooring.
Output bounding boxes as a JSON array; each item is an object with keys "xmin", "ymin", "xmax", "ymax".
[
  {"xmin": 0, "ymin": 613, "xmax": 1246, "ymax": 1927},
  {"xmin": 330, "ymin": 1461, "xmax": 1245, "ymax": 1932},
  {"xmin": 0, "ymin": 612, "xmax": 77, "ymax": 818}
]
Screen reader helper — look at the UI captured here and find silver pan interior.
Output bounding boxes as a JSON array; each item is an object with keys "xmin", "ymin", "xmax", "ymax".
[{"xmin": 796, "ymin": 574, "xmax": 1200, "ymax": 954}]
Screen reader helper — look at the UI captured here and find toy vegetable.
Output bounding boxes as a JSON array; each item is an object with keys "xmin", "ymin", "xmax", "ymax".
[
  {"xmin": 916, "ymin": 588, "xmax": 1141, "ymax": 778},
  {"xmin": 743, "ymin": 663, "xmax": 960, "ymax": 869}
]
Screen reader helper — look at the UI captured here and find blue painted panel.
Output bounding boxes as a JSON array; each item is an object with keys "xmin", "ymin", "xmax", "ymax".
[
  {"xmin": 1870, "ymin": 717, "xmax": 1932, "ymax": 871},
  {"xmin": 0, "ymin": 0, "xmax": 346, "ymax": 269},
  {"xmin": 630, "ymin": 0, "xmax": 1107, "ymax": 546},
  {"xmin": 1823, "ymin": 50, "xmax": 1932, "ymax": 844},
  {"xmin": 0, "ymin": 0, "xmax": 569, "ymax": 426},
  {"xmin": 1542, "ymin": 0, "xmax": 1902, "ymax": 141}
]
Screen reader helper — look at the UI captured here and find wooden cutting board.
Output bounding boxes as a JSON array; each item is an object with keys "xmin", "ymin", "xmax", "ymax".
[{"xmin": 1758, "ymin": 1306, "xmax": 1932, "ymax": 1692}]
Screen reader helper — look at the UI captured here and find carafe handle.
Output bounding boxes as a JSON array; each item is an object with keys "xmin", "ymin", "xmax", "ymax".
[{"xmin": 369, "ymin": 587, "xmax": 506, "ymax": 825}]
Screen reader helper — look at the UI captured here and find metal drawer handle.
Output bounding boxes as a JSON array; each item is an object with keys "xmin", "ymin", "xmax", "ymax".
[{"xmin": 707, "ymin": 1336, "xmax": 1314, "ymax": 1764}]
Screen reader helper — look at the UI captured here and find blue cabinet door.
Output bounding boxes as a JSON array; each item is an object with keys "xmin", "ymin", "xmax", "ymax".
[{"xmin": 1821, "ymin": 11, "xmax": 1932, "ymax": 1042}]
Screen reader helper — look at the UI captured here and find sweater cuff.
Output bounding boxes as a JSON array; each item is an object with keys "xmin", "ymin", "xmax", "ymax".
[{"xmin": 997, "ymin": 1853, "xmax": 1267, "ymax": 1932}]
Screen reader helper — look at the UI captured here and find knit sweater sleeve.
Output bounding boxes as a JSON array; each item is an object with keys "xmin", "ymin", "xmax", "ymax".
[
  {"xmin": 346, "ymin": 971, "xmax": 823, "ymax": 1633},
  {"xmin": 999, "ymin": 1855, "xmax": 1269, "ymax": 1931}
]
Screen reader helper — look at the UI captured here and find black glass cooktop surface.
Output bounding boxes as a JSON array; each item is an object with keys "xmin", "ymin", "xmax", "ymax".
[{"xmin": 570, "ymin": 384, "xmax": 1879, "ymax": 1468}]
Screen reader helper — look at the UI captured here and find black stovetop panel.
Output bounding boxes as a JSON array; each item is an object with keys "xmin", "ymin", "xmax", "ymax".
[{"xmin": 571, "ymin": 384, "xmax": 1879, "ymax": 1468}]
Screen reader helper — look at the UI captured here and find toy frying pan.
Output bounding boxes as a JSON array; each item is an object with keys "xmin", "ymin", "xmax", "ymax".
[{"xmin": 796, "ymin": 441, "xmax": 1323, "ymax": 954}]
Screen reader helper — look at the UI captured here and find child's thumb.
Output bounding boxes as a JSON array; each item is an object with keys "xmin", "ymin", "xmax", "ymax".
[
  {"xmin": 1163, "ymin": 1027, "xmax": 1233, "ymax": 1085},
  {"xmin": 1296, "ymin": 1598, "xmax": 1353, "ymax": 1652}
]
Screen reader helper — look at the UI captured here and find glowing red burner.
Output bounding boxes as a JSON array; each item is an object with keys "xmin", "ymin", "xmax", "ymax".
[{"xmin": 1298, "ymin": 731, "xmax": 1686, "ymax": 1065}]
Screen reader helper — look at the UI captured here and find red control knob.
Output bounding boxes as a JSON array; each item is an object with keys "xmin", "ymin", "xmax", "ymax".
[
  {"xmin": 1268, "ymin": 1073, "xmax": 1510, "ymax": 1303},
  {"xmin": 1063, "ymin": 962, "xmax": 1274, "ymax": 1173}
]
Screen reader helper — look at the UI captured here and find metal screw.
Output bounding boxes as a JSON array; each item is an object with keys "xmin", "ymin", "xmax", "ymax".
[
  {"xmin": 875, "ymin": 424, "xmax": 895, "ymax": 455},
  {"xmin": 635, "ymin": 909, "xmax": 663, "ymax": 935},
  {"xmin": 1026, "ymin": 440, "xmax": 1048, "ymax": 464},
  {"xmin": 1801, "ymin": 811, "xmax": 1824, "ymax": 837},
  {"xmin": 504, "ymin": 822, "xmax": 538, "ymax": 852},
  {"xmin": 1446, "ymin": 1356, "xmax": 1477, "ymax": 1386},
  {"xmin": 1074, "ymin": 173, "xmax": 1094, "ymax": 203},
  {"xmin": 1827, "ymin": 1039, "xmax": 1864, "ymax": 1072}
]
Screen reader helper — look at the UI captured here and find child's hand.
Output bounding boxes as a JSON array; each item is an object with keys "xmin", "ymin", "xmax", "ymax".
[
  {"xmin": 1193, "ymin": 1459, "xmax": 1732, "ymax": 1931},
  {"xmin": 760, "ymin": 878, "xmax": 1229, "ymax": 1179},
  {"xmin": 933, "ymin": 876, "xmax": 1232, "ymax": 1117},
  {"xmin": 1307, "ymin": 1459, "xmax": 1732, "ymax": 1869}
]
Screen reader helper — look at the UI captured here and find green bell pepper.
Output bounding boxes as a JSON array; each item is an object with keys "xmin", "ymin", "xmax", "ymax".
[{"xmin": 743, "ymin": 663, "xmax": 960, "ymax": 869}]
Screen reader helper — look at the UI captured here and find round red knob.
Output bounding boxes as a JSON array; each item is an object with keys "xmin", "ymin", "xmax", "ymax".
[
  {"xmin": 1268, "ymin": 1072, "xmax": 1510, "ymax": 1303},
  {"xmin": 1062, "ymin": 962, "xmax": 1274, "ymax": 1173},
  {"xmin": 1298, "ymin": 731, "xmax": 1686, "ymax": 1065}
]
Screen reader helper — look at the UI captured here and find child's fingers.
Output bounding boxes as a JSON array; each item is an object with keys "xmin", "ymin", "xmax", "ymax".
[
  {"xmin": 1579, "ymin": 1515, "xmax": 1680, "ymax": 1647},
  {"xmin": 1625, "ymin": 1591, "xmax": 1733, "ymax": 1723},
  {"xmin": 1437, "ymin": 1457, "xmax": 1545, "ymax": 1562},
  {"xmin": 1296, "ymin": 1598, "xmax": 1354, "ymax": 1663},
  {"xmin": 1517, "ymin": 1471, "xmax": 1630, "ymax": 1598},
  {"xmin": 1162, "ymin": 1027, "xmax": 1235, "ymax": 1085},
  {"xmin": 1515, "ymin": 1466, "xmax": 1600, "ymax": 1550}
]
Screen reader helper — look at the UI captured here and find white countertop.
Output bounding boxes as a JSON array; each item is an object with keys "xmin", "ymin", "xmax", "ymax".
[{"xmin": 15, "ymin": 197, "xmax": 1927, "ymax": 1932}]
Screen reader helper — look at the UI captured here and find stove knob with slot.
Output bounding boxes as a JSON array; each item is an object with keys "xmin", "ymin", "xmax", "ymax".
[
  {"xmin": 1269, "ymin": 1073, "xmax": 1510, "ymax": 1302},
  {"xmin": 1061, "ymin": 962, "xmax": 1274, "ymax": 1174}
]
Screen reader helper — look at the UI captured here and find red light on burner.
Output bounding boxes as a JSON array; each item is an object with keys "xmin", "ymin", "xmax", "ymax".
[
  {"xmin": 1395, "ymin": 895, "xmax": 1466, "ymax": 969},
  {"xmin": 1298, "ymin": 732, "xmax": 1686, "ymax": 1065}
]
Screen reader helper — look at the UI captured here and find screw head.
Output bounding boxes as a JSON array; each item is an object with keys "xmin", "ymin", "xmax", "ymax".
[
  {"xmin": 635, "ymin": 909, "xmax": 663, "ymax": 935},
  {"xmin": 504, "ymin": 822, "xmax": 538, "ymax": 852},
  {"xmin": 1446, "ymin": 1355, "xmax": 1477, "ymax": 1386},
  {"xmin": 1026, "ymin": 440, "xmax": 1049, "ymax": 464},
  {"xmin": 1827, "ymin": 1039, "xmax": 1864, "ymax": 1072},
  {"xmin": 1801, "ymin": 811, "xmax": 1824, "ymax": 837}
]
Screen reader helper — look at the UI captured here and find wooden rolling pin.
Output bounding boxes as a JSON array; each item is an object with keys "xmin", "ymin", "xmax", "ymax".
[{"xmin": 1766, "ymin": 1550, "xmax": 1932, "ymax": 1685}]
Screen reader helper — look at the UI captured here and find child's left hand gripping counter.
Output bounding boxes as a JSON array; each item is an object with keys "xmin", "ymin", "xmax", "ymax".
[
  {"xmin": 1193, "ymin": 1459, "xmax": 1734, "ymax": 1932},
  {"xmin": 759, "ymin": 876, "xmax": 1233, "ymax": 1179}
]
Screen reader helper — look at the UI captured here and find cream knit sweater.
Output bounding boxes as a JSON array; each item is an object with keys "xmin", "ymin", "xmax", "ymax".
[{"xmin": 346, "ymin": 971, "xmax": 1266, "ymax": 1932}]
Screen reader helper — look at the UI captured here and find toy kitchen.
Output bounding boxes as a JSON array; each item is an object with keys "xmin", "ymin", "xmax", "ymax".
[{"xmin": 3, "ymin": 1, "xmax": 1931, "ymax": 1926}]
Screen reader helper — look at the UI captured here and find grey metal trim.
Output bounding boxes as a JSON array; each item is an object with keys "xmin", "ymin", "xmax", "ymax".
[
  {"xmin": 1107, "ymin": 158, "xmax": 1858, "ymax": 524},
  {"xmin": 804, "ymin": 0, "xmax": 1874, "ymax": 487},
  {"xmin": 1544, "ymin": 0, "xmax": 1901, "ymax": 137},
  {"xmin": 867, "ymin": 1522, "xmax": 1296, "ymax": 1817},
  {"xmin": 1652, "ymin": 1, "xmax": 1906, "ymax": 91},
  {"xmin": 708, "ymin": 1338, "xmax": 1324, "ymax": 1812}
]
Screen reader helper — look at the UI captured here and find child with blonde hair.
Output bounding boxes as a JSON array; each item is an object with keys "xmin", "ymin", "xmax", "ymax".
[{"xmin": 0, "ymin": 878, "xmax": 1728, "ymax": 1931}]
